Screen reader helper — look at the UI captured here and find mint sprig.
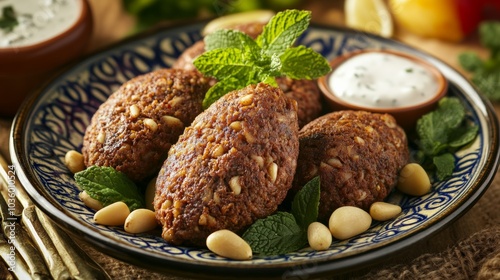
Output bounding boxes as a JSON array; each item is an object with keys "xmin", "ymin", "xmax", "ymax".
[
  {"xmin": 291, "ymin": 176, "xmax": 320, "ymax": 229},
  {"xmin": 193, "ymin": 9, "xmax": 331, "ymax": 109},
  {"xmin": 74, "ymin": 166, "xmax": 145, "ymax": 211},
  {"xmin": 415, "ymin": 97, "xmax": 478, "ymax": 180},
  {"xmin": 242, "ymin": 176, "xmax": 321, "ymax": 255},
  {"xmin": 241, "ymin": 212, "xmax": 306, "ymax": 255},
  {"xmin": 458, "ymin": 21, "xmax": 500, "ymax": 101}
]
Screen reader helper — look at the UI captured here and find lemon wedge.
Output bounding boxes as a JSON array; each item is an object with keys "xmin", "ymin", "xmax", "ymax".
[
  {"xmin": 202, "ymin": 10, "xmax": 275, "ymax": 36},
  {"xmin": 344, "ymin": 0, "xmax": 394, "ymax": 37}
]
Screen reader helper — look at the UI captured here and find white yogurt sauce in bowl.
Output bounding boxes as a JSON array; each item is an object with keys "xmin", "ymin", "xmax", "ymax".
[
  {"xmin": 318, "ymin": 49, "xmax": 448, "ymax": 130},
  {"xmin": 0, "ymin": 0, "xmax": 91, "ymax": 117},
  {"xmin": 0, "ymin": 0, "xmax": 81, "ymax": 47},
  {"xmin": 328, "ymin": 52, "xmax": 439, "ymax": 109}
]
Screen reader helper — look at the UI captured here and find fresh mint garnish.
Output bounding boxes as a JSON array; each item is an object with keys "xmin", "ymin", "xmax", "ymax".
[
  {"xmin": 433, "ymin": 153, "xmax": 455, "ymax": 181},
  {"xmin": 241, "ymin": 212, "xmax": 305, "ymax": 255},
  {"xmin": 74, "ymin": 166, "xmax": 145, "ymax": 211},
  {"xmin": 0, "ymin": 6, "xmax": 18, "ymax": 32},
  {"xmin": 193, "ymin": 9, "xmax": 331, "ymax": 109},
  {"xmin": 242, "ymin": 176, "xmax": 321, "ymax": 255},
  {"xmin": 291, "ymin": 176, "xmax": 320, "ymax": 229},
  {"xmin": 458, "ymin": 21, "xmax": 500, "ymax": 101},
  {"xmin": 415, "ymin": 97, "xmax": 478, "ymax": 180}
]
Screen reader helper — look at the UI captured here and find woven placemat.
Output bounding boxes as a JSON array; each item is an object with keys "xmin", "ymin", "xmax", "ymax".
[{"xmin": 359, "ymin": 226, "xmax": 500, "ymax": 280}]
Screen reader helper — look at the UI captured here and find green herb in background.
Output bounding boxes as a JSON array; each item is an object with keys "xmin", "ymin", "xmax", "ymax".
[
  {"xmin": 194, "ymin": 9, "xmax": 331, "ymax": 108},
  {"xmin": 74, "ymin": 166, "xmax": 145, "ymax": 211},
  {"xmin": 415, "ymin": 97, "xmax": 478, "ymax": 181},
  {"xmin": 459, "ymin": 21, "xmax": 500, "ymax": 101},
  {"xmin": 242, "ymin": 176, "xmax": 320, "ymax": 255},
  {"xmin": 0, "ymin": 6, "xmax": 18, "ymax": 32},
  {"xmin": 122, "ymin": 0, "xmax": 302, "ymax": 32}
]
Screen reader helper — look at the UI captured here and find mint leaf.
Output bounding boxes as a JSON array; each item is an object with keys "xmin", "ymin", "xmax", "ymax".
[
  {"xmin": 280, "ymin": 45, "xmax": 332, "ymax": 79},
  {"xmin": 479, "ymin": 21, "xmax": 500, "ymax": 57},
  {"xmin": 415, "ymin": 97, "xmax": 478, "ymax": 180},
  {"xmin": 458, "ymin": 52, "xmax": 483, "ymax": 72},
  {"xmin": 242, "ymin": 212, "xmax": 306, "ymax": 255},
  {"xmin": 202, "ymin": 77, "xmax": 246, "ymax": 108},
  {"xmin": 416, "ymin": 114, "xmax": 448, "ymax": 156},
  {"xmin": 449, "ymin": 124, "xmax": 479, "ymax": 148},
  {"xmin": 241, "ymin": 176, "xmax": 321, "ymax": 255},
  {"xmin": 194, "ymin": 48, "xmax": 257, "ymax": 80},
  {"xmin": 471, "ymin": 68, "xmax": 500, "ymax": 101},
  {"xmin": 459, "ymin": 21, "xmax": 500, "ymax": 101},
  {"xmin": 204, "ymin": 29, "xmax": 259, "ymax": 53},
  {"xmin": 291, "ymin": 176, "xmax": 320, "ymax": 229},
  {"xmin": 416, "ymin": 97, "xmax": 466, "ymax": 155},
  {"xmin": 433, "ymin": 153, "xmax": 455, "ymax": 181},
  {"xmin": 74, "ymin": 166, "xmax": 144, "ymax": 211},
  {"xmin": 431, "ymin": 97, "xmax": 465, "ymax": 130},
  {"xmin": 257, "ymin": 10, "xmax": 311, "ymax": 56}
]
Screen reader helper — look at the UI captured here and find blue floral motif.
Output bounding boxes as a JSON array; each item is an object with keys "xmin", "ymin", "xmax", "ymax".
[{"xmin": 14, "ymin": 23, "xmax": 492, "ymax": 270}]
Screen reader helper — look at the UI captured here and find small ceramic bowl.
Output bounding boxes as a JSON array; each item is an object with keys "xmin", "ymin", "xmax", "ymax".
[
  {"xmin": 318, "ymin": 49, "xmax": 448, "ymax": 131},
  {"xmin": 0, "ymin": 0, "xmax": 93, "ymax": 117}
]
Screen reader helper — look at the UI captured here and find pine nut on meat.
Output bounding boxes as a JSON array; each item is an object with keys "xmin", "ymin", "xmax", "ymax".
[
  {"xmin": 94, "ymin": 201, "xmax": 130, "ymax": 226},
  {"xmin": 206, "ymin": 229, "xmax": 252, "ymax": 260},
  {"xmin": 64, "ymin": 150, "xmax": 85, "ymax": 174},
  {"xmin": 229, "ymin": 176, "xmax": 242, "ymax": 195},
  {"xmin": 124, "ymin": 209, "xmax": 158, "ymax": 234}
]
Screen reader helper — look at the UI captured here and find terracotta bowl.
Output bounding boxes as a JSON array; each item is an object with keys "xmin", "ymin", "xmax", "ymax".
[
  {"xmin": 0, "ymin": 0, "xmax": 93, "ymax": 117},
  {"xmin": 318, "ymin": 49, "xmax": 448, "ymax": 131}
]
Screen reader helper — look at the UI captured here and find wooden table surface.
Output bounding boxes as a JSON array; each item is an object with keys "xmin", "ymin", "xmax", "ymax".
[{"xmin": 1, "ymin": 0, "xmax": 499, "ymax": 278}]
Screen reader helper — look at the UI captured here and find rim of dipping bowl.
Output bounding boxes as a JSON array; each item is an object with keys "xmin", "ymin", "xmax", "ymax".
[{"xmin": 317, "ymin": 49, "xmax": 448, "ymax": 131}]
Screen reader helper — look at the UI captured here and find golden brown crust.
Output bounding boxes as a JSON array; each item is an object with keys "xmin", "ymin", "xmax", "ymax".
[
  {"xmin": 154, "ymin": 83, "xmax": 299, "ymax": 245},
  {"xmin": 292, "ymin": 110, "xmax": 409, "ymax": 221},
  {"xmin": 82, "ymin": 69, "xmax": 210, "ymax": 182}
]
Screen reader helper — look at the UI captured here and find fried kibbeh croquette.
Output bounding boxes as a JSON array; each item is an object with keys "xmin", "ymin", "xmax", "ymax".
[
  {"xmin": 172, "ymin": 22, "xmax": 322, "ymax": 127},
  {"xmin": 154, "ymin": 83, "xmax": 299, "ymax": 246},
  {"xmin": 82, "ymin": 69, "xmax": 211, "ymax": 182},
  {"xmin": 292, "ymin": 111, "xmax": 409, "ymax": 221}
]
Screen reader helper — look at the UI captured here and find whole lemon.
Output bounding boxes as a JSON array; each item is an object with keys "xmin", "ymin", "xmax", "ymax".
[{"xmin": 389, "ymin": 0, "xmax": 464, "ymax": 41}]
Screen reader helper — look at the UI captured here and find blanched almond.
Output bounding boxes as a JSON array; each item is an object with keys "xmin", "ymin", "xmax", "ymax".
[
  {"xmin": 124, "ymin": 209, "xmax": 158, "ymax": 233},
  {"xmin": 329, "ymin": 206, "xmax": 371, "ymax": 240},
  {"xmin": 93, "ymin": 202, "xmax": 130, "ymax": 226},
  {"xmin": 206, "ymin": 230, "xmax": 252, "ymax": 260}
]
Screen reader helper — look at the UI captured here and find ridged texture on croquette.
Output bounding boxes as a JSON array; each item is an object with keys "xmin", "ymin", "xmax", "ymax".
[
  {"xmin": 154, "ymin": 83, "xmax": 299, "ymax": 245},
  {"xmin": 82, "ymin": 69, "xmax": 210, "ymax": 182},
  {"xmin": 292, "ymin": 111, "xmax": 409, "ymax": 221}
]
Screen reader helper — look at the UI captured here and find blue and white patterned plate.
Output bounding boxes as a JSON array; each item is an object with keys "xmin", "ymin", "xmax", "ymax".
[{"xmin": 11, "ymin": 22, "xmax": 500, "ymax": 278}]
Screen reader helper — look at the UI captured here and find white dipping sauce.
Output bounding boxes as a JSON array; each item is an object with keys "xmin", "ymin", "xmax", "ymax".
[
  {"xmin": 328, "ymin": 52, "xmax": 439, "ymax": 109},
  {"xmin": 0, "ymin": 0, "xmax": 81, "ymax": 47}
]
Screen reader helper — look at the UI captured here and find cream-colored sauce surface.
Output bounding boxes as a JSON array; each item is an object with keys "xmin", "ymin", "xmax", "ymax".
[
  {"xmin": 329, "ymin": 52, "xmax": 439, "ymax": 109},
  {"xmin": 0, "ymin": 0, "xmax": 81, "ymax": 47}
]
